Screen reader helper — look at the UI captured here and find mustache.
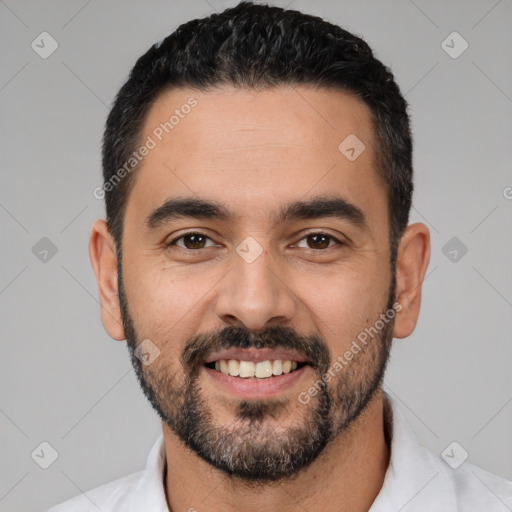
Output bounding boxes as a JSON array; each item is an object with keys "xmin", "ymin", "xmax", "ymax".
[{"xmin": 181, "ymin": 324, "xmax": 330, "ymax": 372}]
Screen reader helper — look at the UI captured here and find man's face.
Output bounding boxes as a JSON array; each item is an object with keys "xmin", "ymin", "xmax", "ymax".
[{"xmin": 118, "ymin": 86, "xmax": 394, "ymax": 482}]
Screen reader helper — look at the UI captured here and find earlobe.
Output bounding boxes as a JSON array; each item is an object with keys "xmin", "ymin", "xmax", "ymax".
[
  {"xmin": 89, "ymin": 219, "xmax": 126, "ymax": 341},
  {"xmin": 392, "ymin": 223, "xmax": 431, "ymax": 339}
]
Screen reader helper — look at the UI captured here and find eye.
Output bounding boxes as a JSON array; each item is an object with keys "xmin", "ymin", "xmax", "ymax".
[
  {"xmin": 167, "ymin": 232, "xmax": 216, "ymax": 250},
  {"xmin": 295, "ymin": 232, "xmax": 341, "ymax": 250},
  {"xmin": 166, "ymin": 231, "xmax": 343, "ymax": 252}
]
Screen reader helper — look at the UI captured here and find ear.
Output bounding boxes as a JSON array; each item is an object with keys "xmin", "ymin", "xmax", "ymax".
[
  {"xmin": 89, "ymin": 219, "xmax": 126, "ymax": 341},
  {"xmin": 392, "ymin": 223, "xmax": 430, "ymax": 339}
]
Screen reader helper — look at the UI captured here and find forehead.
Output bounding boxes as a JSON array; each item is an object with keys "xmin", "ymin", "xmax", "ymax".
[
  {"xmin": 143, "ymin": 85, "xmax": 376, "ymax": 163},
  {"xmin": 126, "ymin": 85, "xmax": 386, "ymax": 227}
]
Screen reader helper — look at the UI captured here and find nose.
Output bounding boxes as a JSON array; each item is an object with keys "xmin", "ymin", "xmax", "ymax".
[{"xmin": 214, "ymin": 245, "xmax": 297, "ymax": 331}]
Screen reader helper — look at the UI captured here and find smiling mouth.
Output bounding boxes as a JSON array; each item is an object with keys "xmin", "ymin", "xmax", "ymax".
[{"xmin": 204, "ymin": 359, "xmax": 308, "ymax": 379}]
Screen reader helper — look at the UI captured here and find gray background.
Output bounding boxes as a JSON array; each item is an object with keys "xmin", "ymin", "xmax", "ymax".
[{"xmin": 1, "ymin": 0, "xmax": 511, "ymax": 511}]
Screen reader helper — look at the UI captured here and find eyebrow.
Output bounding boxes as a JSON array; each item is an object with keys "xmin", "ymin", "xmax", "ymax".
[{"xmin": 144, "ymin": 195, "xmax": 366, "ymax": 230}]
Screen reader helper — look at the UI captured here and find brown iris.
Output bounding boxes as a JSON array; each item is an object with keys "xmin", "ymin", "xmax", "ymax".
[
  {"xmin": 306, "ymin": 234, "xmax": 331, "ymax": 249},
  {"xmin": 182, "ymin": 233, "xmax": 208, "ymax": 249}
]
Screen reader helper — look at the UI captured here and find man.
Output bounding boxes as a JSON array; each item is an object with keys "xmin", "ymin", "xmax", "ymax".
[{"xmin": 48, "ymin": 2, "xmax": 512, "ymax": 511}]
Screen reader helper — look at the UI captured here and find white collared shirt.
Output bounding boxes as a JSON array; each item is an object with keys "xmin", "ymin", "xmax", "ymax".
[{"xmin": 46, "ymin": 393, "xmax": 512, "ymax": 511}]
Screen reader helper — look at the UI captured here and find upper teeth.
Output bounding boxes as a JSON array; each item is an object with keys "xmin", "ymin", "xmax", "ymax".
[{"xmin": 213, "ymin": 359, "xmax": 298, "ymax": 378}]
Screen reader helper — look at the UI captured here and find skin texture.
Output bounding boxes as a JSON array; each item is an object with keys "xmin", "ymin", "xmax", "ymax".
[{"xmin": 89, "ymin": 85, "xmax": 430, "ymax": 512}]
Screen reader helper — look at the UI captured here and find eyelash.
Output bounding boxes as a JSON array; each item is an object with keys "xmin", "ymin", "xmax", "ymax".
[{"xmin": 166, "ymin": 231, "xmax": 343, "ymax": 251}]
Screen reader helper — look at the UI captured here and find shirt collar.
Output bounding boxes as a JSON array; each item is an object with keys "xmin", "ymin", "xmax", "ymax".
[
  {"xmin": 127, "ymin": 432, "xmax": 169, "ymax": 512},
  {"xmin": 370, "ymin": 391, "xmax": 457, "ymax": 511},
  {"xmin": 128, "ymin": 391, "xmax": 457, "ymax": 511}
]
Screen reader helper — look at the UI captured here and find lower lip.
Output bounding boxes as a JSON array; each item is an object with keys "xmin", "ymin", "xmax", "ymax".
[{"xmin": 203, "ymin": 365, "xmax": 309, "ymax": 398}]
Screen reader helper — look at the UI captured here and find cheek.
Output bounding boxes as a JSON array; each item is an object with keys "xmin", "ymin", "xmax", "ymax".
[
  {"xmin": 121, "ymin": 260, "xmax": 179, "ymax": 338},
  {"xmin": 122, "ymin": 260, "xmax": 219, "ymax": 349},
  {"xmin": 296, "ymin": 264, "xmax": 390, "ymax": 349}
]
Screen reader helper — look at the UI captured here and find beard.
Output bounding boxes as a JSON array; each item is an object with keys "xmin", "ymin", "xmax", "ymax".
[{"xmin": 118, "ymin": 260, "xmax": 395, "ymax": 485}]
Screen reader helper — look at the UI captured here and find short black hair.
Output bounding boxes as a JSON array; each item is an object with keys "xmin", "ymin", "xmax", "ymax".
[{"xmin": 102, "ymin": 1, "xmax": 413, "ymax": 263}]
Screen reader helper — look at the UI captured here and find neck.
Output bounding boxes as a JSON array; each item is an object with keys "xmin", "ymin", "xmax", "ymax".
[{"xmin": 162, "ymin": 390, "xmax": 390, "ymax": 512}]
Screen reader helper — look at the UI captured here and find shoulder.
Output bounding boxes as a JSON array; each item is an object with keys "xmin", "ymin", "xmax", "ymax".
[
  {"xmin": 44, "ymin": 435, "xmax": 167, "ymax": 512},
  {"xmin": 447, "ymin": 458, "xmax": 512, "ymax": 510},
  {"xmin": 421, "ymin": 443, "xmax": 512, "ymax": 511},
  {"xmin": 380, "ymin": 393, "xmax": 512, "ymax": 511},
  {"xmin": 45, "ymin": 470, "xmax": 144, "ymax": 512}
]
